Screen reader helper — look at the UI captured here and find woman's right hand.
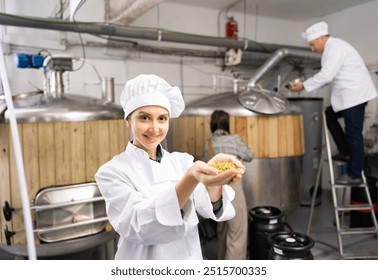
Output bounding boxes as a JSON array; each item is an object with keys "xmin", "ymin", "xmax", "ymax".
[{"xmin": 190, "ymin": 154, "xmax": 245, "ymax": 187}]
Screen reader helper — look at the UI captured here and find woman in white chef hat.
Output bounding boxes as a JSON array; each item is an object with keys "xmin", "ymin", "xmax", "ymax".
[{"xmin": 95, "ymin": 74, "xmax": 245, "ymax": 260}]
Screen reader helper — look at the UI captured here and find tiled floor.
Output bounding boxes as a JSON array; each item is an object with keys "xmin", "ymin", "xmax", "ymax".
[
  {"xmin": 1, "ymin": 188, "xmax": 377, "ymax": 260},
  {"xmin": 202, "ymin": 188, "xmax": 378, "ymax": 260},
  {"xmin": 287, "ymin": 189, "xmax": 378, "ymax": 260}
]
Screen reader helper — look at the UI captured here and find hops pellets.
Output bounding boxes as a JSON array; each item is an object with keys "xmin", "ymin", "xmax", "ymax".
[{"xmin": 208, "ymin": 162, "xmax": 237, "ymax": 172}]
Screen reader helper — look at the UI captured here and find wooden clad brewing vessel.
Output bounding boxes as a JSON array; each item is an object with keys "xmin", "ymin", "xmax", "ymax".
[
  {"xmin": 173, "ymin": 114, "xmax": 304, "ymax": 161},
  {"xmin": 0, "ymin": 92, "xmax": 129, "ymax": 245},
  {"xmin": 170, "ymin": 91, "xmax": 305, "ymax": 213},
  {"xmin": 0, "ymin": 120, "xmax": 129, "ymax": 245}
]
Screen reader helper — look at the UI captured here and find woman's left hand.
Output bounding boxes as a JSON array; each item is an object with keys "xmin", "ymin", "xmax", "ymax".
[{"xmin": 199, "ymin": 153, "xmax": 245, "ymax": 187}]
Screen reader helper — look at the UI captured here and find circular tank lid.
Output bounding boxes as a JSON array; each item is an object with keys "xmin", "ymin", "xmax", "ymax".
[
  {"xmin": 182, "ymin": 91, "xmax": 301, "ymax": 117},
  {"xmin": 1, "ymin": 91, "xmax": 124, "ymax": 123},
  {"xmin": 238, "ymin": 87, "xmax": 289, "ymax": 115}
]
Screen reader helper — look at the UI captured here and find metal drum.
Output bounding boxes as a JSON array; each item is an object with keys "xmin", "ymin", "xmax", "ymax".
[
  {"xmin": 170, "ymin": 91, "xmax": 304, "ymax": 213},
  {"xmin": 268, "ymin": 231, "xmax": 314, "ymax": 260},
  {"xmin": 249, "ymin": 206, "xmax": 285, "ymax": 260}
]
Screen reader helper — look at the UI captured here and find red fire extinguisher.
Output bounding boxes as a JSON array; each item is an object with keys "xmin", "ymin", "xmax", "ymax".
[{"xmin": 226, "ymin": 16, "xmax": 238, "ymax": 39}]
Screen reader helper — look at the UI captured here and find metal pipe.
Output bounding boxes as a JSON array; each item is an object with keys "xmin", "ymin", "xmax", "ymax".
[
  {"xmin": 0, "ymin": 41, "xmax": 37, "ymax": 259},
  {"xmin": 0, "ymin": 12, "xmax": 310, "ymax": 54},
  {"xmin": 247, "ymin": 47, "xmax": 321, "ymax": 88},
  {"xmin": 101, "ymin": 76, "xmax": 115, "ymax": 103}
]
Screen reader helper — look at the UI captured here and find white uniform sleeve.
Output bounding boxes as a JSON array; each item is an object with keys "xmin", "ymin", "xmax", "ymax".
[
  {"xmin": 304, "ymin": 42, "xmax": 345, "ymax": 93},
  {"xmin": 95, "ymin": 166, "xmax": 193, "ymax": 246},
  {"xmin": 193, "ymin": 183, "xmax": 235, "ymax": 221}
]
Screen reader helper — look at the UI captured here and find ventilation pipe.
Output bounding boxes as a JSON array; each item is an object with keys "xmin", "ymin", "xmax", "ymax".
[
  {"xmin": 247, "ymin": 48, "xmax": 321, "ymax": 88},
  {"xmin": 0, "ymin": 13, "xmax": 311, "ymax": 54},
  {"xmin": 106, "ymin": 0, "xmax": 163, "ymax": 24}
]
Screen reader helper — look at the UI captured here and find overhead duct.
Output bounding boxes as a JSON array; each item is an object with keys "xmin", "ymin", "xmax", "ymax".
[
  {"xmin": 0, "ymin": 12, "xmax": 311, "ymax": 54},
  {"xmin": 105, "ymin": 0, "xmax": 163, "ymax": 24},
  {"xmin": 247, "ymin": 48, "xmax": 321, "ymax": 88}
]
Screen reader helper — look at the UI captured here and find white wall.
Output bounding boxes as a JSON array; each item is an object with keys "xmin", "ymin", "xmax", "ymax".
[
  {"xmin": 301, "ymin": 1, "xmax": 378, "ymax": 147},
  {"xmin": 0, "ymin": 0, "xmax": 308, "ymax": 104},
  {"xmin": 1, "ymin": 0, "xmax": 377, "ymax": 125}
]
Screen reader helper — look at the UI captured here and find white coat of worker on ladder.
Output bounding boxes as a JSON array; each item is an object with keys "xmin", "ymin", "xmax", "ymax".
[{"xmin": 290, "ymin": 21, "xmax": 378, "ymax": 185}]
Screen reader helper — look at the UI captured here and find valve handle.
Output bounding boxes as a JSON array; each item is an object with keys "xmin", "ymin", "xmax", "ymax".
[
  {"xmin": 3, "ymin": 224, "xmax": 16, "ymax": 245},
  {"xmin": 2, "ymin": 201, "xmax": 15, "ymax": 221}
]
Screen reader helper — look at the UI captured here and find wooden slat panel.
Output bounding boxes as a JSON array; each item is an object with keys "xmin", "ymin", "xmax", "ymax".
[
  {"xmin": 22, "ymin": 123, "xmax": 40, "ymax": 245},
  {"xmin": 229, "ymin": 116, "xmax": 236, "ymax": 133},
  {"xmin": 180, "ymin": 117, "xmax": 190, "ymax": 152},
  {"xmin": 278, "ymin": 116, "xmax": 289, "ymax": 157},
  {"xmin": 54, "ymin": 122, "xmax": 71, "ymax": 185},
  {"xmin": 120, "ymin": 119, "xmax": 129, "ymax": 151},
  {"xmin": 70, "ymin": 121, "xmax": 86, "ymax": 184},
  {"xmin": 267, "ymin": 116, "xmax": 279, "ymax": 158},
  {"xmin": 194, "ymin": 116, "xmax": 205, "ymax": 161},
  {"xmin": 294, "ymin": 115, "xmax": 305, "ymax": 156},
  {"xmin": 0, "ymin": 124, "xmax": 11, "ymax": 243},
  {"xmin": 257, "ymin": 116, "xmax": 269, "ymax": 158},
  {"xmin": 22, "ymin": 123, "xmax": 40, "ymax": 198},
  {"xmin": 173, "ymin": 117, "xmax": 185, "ymax": 152},
  {"xmin": 247, "ymin": 116, "xmax": 258, "ymax": 157},
  {"xmin": 186, "ymin": 117, "xmax": 196, "ymax": 155},
  {"xmin": 235, "ymin": 116, "xmax": 248, "ymax": 145},
  {"xmin": 285, "ymin": 115, "xmax": 295, "ymax": 156},
  {"xmin": 97, "ymin": 120, "xmax": 111, "ymax": 167},
  {"xmin": 85, "ymin": 121, "xmax": 99, "ymax": 182},
  {"xmin": 115, "ymin": 119, "xmax": 127, "ymax": 153},
  {"xmin": 173, "ymin": 114, "xmax": 304, "ymax": 159},
  {"xmin": 109, "ymin": 120, "xmax": 120, "ymax": 158},
  {"xmin": 172, "ymin": 118, "xmax": 179, "ymax": 152},
  {"xmin": 38, "ymin": 123, "xmax": 56, "ymax": 188},
  {"xmin": 9, "ymin": 124, "xmax": 25, "ymax": 244},
  {"xmin": 203, "ymin": 116, "xmax": 212, "ymax": 143}
]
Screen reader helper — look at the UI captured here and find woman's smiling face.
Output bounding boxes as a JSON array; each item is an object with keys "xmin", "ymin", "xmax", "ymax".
[{"xmin": 126, "ymin": 105, "xmax": 170, "ymax": 159}]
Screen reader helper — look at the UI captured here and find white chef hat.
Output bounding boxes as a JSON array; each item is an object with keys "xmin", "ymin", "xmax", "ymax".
[
  {"xmin": 120, "ymin": 74, "xmax": 185, "ymax": 119},
  {"xmin": 301, "ymin": 21, "xmax": 329, "ymax": 42}
]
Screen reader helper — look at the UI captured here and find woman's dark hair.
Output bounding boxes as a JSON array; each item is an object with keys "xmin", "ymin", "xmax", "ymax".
[{"xmin": 210, "ymin": 110, "xmax": 230, "ymax": 133}]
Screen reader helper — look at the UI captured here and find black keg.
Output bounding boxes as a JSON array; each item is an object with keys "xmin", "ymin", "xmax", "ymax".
[
  {"xmin": 248, "ymin": 206, "xmax": 285, "ymax": 260},
  {"xmin": 350, "ymin": 176, "xmax": 378, "ymax": 227},
  {"xmin": 268, "ymin": 232, "xmax": 314, "ymax": 260}
]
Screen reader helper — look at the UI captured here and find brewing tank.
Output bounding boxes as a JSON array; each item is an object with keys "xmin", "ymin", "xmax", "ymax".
[
  {"xmin": 169, "ymin": 90, "xmax": 304, "ymax": 213},
  {"xmin": 287, "ymin": 97, "xmax": 323, "ymax": 206},
  {"xmin": 0, "ymin": 90, "xmax": 128, "ymax": 246}
]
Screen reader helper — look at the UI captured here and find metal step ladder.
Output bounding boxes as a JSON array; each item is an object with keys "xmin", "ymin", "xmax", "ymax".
[{"xmin": 306, "ymin": 112, "xmax": 378, "ymax": 259}]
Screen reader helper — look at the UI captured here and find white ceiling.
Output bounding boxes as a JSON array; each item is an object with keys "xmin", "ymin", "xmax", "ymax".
[{"xmin": 166, "ymin": 0, "xmax": 376, "ymax": 21}]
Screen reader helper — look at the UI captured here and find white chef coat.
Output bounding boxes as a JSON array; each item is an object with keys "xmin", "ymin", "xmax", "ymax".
[
  {"xmin": 95, "ymin": 142, "xmax": 236, "ymax": 260},
  {"xmin": 304, "ymin": 37, "xmax": 377, "ymax": 112}
]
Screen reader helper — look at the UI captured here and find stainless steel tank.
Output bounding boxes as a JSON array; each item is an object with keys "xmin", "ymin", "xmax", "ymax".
[
  {"xmin": 0, "ymin": 66, "xmax": 127, "ymax": 247},
  {"xmin": 288, "ymin": 97, "xmax": 323, "ymax": 206},
  {"xmin": 169, "ymin": 90, "xmax": 304, "ymax": 213}
]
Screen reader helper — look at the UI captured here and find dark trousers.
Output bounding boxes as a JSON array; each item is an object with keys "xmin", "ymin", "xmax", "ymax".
[{"xmin": 325, "ymin": 103, "xmax": 367, "ymax": 178}]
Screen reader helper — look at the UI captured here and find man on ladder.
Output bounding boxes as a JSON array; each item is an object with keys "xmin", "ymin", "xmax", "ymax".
[
  {"xmin": 290, "ymin": 21, "xmax": 378, "ymax": 259},
  {"xmin": 290, "ymin": 21, "xmax": 377, "ymax": 185}
]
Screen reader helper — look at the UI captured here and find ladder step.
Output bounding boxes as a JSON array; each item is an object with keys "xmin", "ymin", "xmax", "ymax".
[
  {"xmin": 333, "ymin": 183, "xmax": 366, "ymax": 188},
  {"xmin": 342, "ymin": 252, "xmax": 378, "ymax": 260},
  {"xmin": 339, "ymin": 228, "xmax": 378, "ymax": 235},
  {"xmin": 325, "ymin": 158, "xmax": 346, "ymax": 165},
  {"xmin": 335, "ymin": 204, "xmax": 373, "ymax": 211}
]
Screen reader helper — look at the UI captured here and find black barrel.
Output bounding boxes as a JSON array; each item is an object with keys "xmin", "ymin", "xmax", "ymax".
[
  {"xmin": 268, "ymin": 232, "xmax": 314, "ymax": 260},
  {"xmin": 350, "ymin": 176, "xmax": 378, "ymax": 227},
  {"xmin": 248, "ymin": 206, "xmax": 285, "ymax": 260}
]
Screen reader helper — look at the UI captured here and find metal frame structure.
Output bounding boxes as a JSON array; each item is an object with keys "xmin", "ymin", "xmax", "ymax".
[{"xmin": 306, "ymin": 112, "xmax": 378, "ymax": 259}]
